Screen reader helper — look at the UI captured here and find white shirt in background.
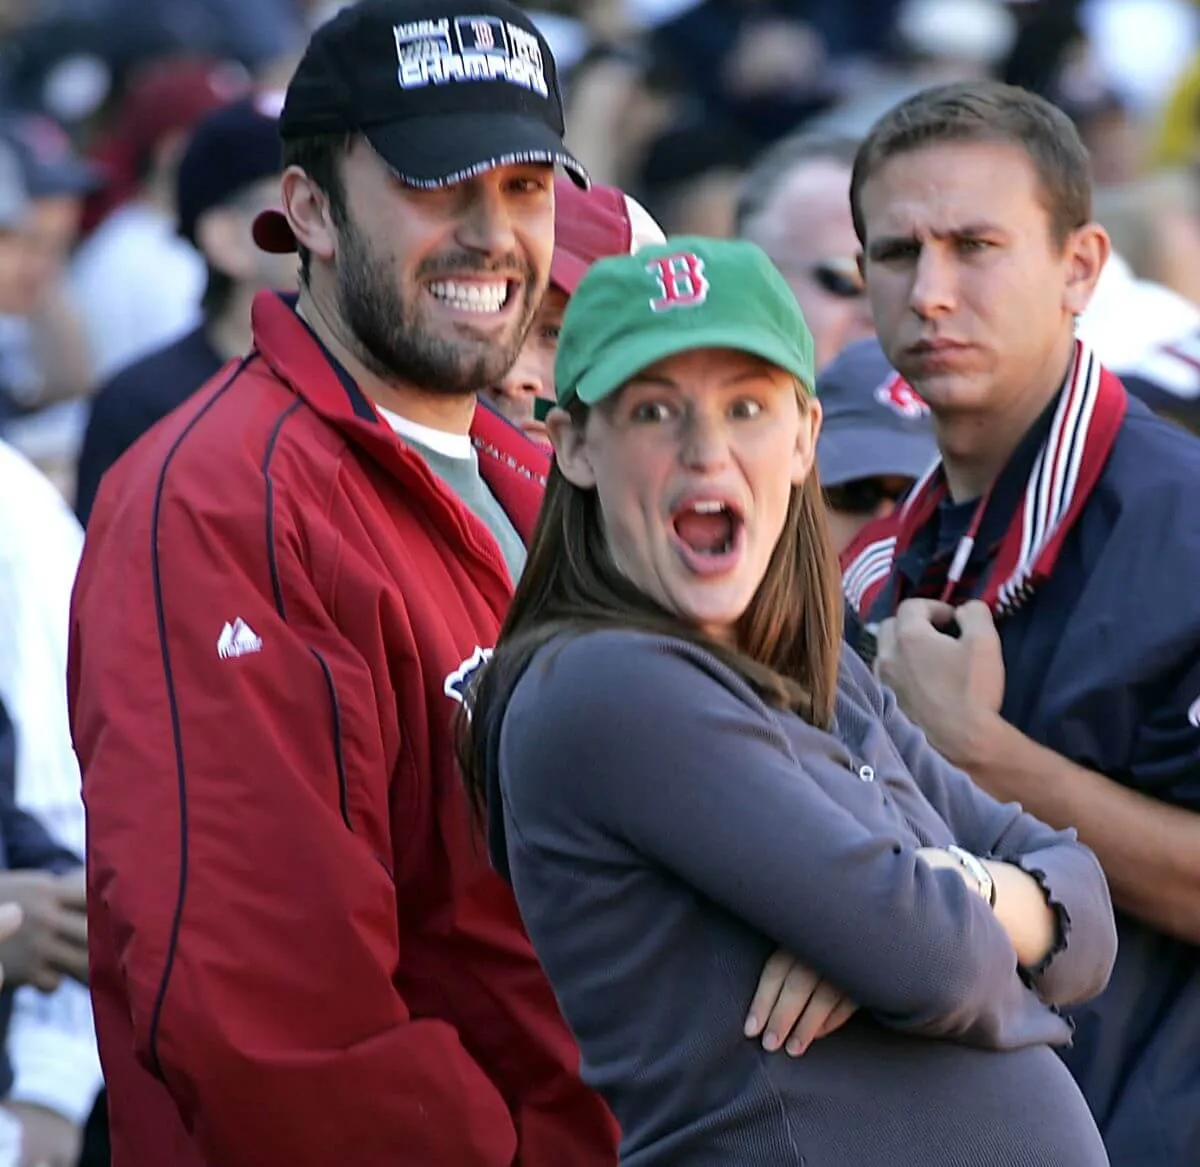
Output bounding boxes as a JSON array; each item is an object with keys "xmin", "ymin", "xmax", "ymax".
[
  {"xmin": 0, "ymin": 439, "xmax": 102, "ymax": 1128},
  {"xmin": 68, "ymin": 201, "xmax": 204, "ymax": 383},
  {"xmin": 1078, "ymin": 252, "xmax": 1200, "ymax": 370}
]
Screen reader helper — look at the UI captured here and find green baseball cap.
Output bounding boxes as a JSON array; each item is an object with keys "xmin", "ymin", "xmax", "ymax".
[{"xmin": 554, "ymin": 235, "xmax": 816, "ymax": 408}]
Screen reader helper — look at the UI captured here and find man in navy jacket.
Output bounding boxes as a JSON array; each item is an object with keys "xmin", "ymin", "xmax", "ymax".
[{"xmin": 842, "ymin": 80, "xmax": 1200, "ymax": 1165}]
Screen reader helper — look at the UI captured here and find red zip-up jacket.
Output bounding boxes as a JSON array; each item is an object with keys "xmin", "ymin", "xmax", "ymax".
[{"xmin": 68, "ymin": 292, "xmax": 619, "ymax": 1167}]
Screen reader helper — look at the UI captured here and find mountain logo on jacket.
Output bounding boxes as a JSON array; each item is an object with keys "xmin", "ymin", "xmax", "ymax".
[
  {"xmin": 217, "ymin": 618, "xmax": 263, "ymax": 659},
  {"xmin": 444, "ymin": 646, "xmax": 493, "ymax": 717}
]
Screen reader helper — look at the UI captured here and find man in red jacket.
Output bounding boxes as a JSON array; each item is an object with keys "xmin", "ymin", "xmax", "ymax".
[{"xmin": 67, "ymin": 1, "xmax": 617, "ymax": 1164}]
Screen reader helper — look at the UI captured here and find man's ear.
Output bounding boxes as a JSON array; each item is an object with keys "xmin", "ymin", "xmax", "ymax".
[
  {"xmin": 547, "ymin": 406, "xmax": 596, "ymax": 488},
  {"xmin": 1062, "ymin": 222, "xmax": 1111, "ymax": 317},
  {"xmin": 281, "ymin": 166, "xmax": 337, "ymax": 264}
]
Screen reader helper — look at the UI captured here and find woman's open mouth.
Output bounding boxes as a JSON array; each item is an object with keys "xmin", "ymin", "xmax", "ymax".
[{"xmin": 669, "ymin": 497, "xmax": 747, "ymax": 576}]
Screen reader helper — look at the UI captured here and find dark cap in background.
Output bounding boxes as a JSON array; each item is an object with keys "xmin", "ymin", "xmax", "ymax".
[
  {"xmin": 177, "ymin": 92, "xmax": 286, "ymax": 246},
  {"xmin": 0, "ymin": 112, "xmax": 101, "ymax": 198},
  {"xmin": 255, "ymin": 0, "xmax": 587, "ymax": 255},
  {"xmin": 816, "ymin": 336, "xmax": 938, "ymax": 487}
]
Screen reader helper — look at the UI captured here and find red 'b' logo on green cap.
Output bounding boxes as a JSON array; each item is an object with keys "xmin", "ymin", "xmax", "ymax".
[{"xmin": 646, "ymin": 253, "xmax": 709, "ymax": 312}]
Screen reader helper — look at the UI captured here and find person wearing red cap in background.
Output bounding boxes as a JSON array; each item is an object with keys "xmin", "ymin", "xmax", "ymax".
[
  {"xmin": 67, "ymin": 57, "xmax": 249, "ymax": 382},
  {"xmin": 481, "ymin": 176, "xmax": 664, "ymax": 443}
]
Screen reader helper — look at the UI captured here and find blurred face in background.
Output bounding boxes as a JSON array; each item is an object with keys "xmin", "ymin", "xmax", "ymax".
[
  {"xmin": 8, "ymin": 194, "xmax": 84, "ymax": 313},
  {"xmin": 0, "ymin": 227, "xmax": 27, "ymax": 314},
  {"xmin": 744, "ymin": 159, "xmax": 875, "ymax": 372},
  {"xmin": 199, "ymin": 176, "xmax": 299, "ymax": 297},
  {"xmin": 482, "ymin": 285, "xmax": 567, "ymax": 443}
]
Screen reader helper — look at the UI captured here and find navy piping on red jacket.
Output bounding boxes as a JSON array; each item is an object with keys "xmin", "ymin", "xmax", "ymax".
[
  {"xmin": 332, "ymin": 363, "xmax": 379, "ymax": 423},
  {"xmin": 291, "ymin": 302, "xmax": 381, "ymax": 425},
  {"xmin": 145, "ymin": 353, "xmax": 367, "ymax": 1079},
  {"xmin": 146, "ymin": 354, "xmax": 256, "ymax": 1081},
  {"xmin": 257, "ymin": 401, "xmax": 354, "ymax": 835},
  {"xmin": 285, "ymin": 336, "xmax": 375, "ymax": 834},
  {"xmin": 261, "ymin": 402, "xmax": 302, "ymax": 617}
]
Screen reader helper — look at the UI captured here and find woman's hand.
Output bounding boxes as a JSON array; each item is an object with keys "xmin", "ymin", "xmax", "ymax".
[{"xmin": 745, "ymin": 949, "xmax": 858, "ymax": 1057}]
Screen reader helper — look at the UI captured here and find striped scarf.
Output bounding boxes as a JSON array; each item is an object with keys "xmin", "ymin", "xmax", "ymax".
[{"xmin": 841, "ymin": 340, "xmax": 1127, "ymax": 622}]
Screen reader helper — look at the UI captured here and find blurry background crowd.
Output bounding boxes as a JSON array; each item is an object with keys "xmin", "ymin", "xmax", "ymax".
[
  {"xmin": 3, "ymin": 0, "xmax": 1200, "ymax": 504},
  {"xmin": 0, "ymin": 0, "xmax": 1199, "ymax": 1164}
]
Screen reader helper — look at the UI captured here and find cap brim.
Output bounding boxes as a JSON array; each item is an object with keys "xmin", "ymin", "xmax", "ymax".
[
  {"xmin": 254, "ymin": 112, "xmax": 589, "ymax": 256},
  {"xmin": 817, "ymin": 428, "xmax": 938, "ymax": 487},
  {"xmin": 27, "ymin": 162, "xmax": 103, "ymax": 197},
  {"xmin": 253, "ymin": 207, "xmax": 296, "ymax": 254},
  {"xmin": 571, "ymin": 324, "xmax": 813, "ymax": 407},
  {"xmin": 364, "ymin": 111, "xmax": 588, "ymax": 191},
  {"xmin": 550, "ymin": 248, "xmax": 589, "ymax": 294}
]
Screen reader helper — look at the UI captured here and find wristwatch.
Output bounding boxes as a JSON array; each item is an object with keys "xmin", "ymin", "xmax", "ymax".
[{"xmin": 947, "ymin": 845, "xmax": 997, "ymax": 908}]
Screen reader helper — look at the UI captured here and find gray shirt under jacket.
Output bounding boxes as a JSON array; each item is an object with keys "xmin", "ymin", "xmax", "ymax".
[{"xmin": 484, "ymin": 630, "xmax": 1117, "ymax": 1166}]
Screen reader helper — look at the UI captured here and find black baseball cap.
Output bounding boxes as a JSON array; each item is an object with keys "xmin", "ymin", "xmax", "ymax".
[
  {"xmin": 816, "ymin": 337, "xmax": 938, "ymax": 487},
  {"xmin": 177, "ymin": 92, "xmax": 285, "ymax": 246},
  {"xmin": 254, "ymin": 0, "xmax": 587, "ymax": 254}
]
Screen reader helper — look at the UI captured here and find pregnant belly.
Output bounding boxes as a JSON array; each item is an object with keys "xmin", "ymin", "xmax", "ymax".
[{"xmin": 762, "ymin": 1020, "xmax": 1109, "ymax": 1167}]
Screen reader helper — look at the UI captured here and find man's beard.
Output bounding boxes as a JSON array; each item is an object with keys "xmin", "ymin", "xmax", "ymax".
[{"xmin": 335, "ymin": 211, "xmax": 541, "ymax": 397}]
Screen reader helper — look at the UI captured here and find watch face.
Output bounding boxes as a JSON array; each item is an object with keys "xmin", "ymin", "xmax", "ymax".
[{"xmin": 948, "ymin": 846, "xmax": 985, "ymax": 892}]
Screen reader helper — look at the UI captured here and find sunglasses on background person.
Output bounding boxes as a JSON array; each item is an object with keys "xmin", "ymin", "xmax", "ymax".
[
  {"xmin": 773, "ymin": 256, "xmax": 865, "ymax": 300},
  {"xmin": 810, "ymin": 256, "xmax": 865, "ymax": 299},
  {"xmin": 823, "ymin": 475, "xmax": 914, "ymax": 516}
]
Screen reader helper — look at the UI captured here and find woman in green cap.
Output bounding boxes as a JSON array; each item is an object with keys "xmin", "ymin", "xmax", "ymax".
[{"xmin": 458, "ymin": 237, "xmax": 1115, "ymax": 1165}]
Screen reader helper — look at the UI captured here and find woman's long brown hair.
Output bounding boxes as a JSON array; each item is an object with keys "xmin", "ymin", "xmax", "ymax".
[{"xmin": 457, "ymin": 399, "xmax": 844, "ymax": 821}]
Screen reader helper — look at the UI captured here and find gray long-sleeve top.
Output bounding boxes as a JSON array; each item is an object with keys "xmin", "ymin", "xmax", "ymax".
[{"xmin": 484, "ymin": 630, "xmax": 1118, "ymax": 1166}]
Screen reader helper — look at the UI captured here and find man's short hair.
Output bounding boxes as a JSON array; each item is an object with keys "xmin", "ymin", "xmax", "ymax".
[
  {"xmin": 849, "ymin": 80, "xmax": 1092, "ymax": 247},
  {"xmin": 735, "ymin": 131, "xmax": 861, "ymax": 237}
]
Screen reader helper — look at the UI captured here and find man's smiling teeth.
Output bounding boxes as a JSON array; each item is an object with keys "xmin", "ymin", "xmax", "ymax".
[{"xmin": 428, "ymin": 280, "xmax": 509, "ymax": 313}]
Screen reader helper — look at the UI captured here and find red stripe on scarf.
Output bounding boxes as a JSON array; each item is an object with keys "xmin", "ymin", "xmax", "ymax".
[{"xmin": 840, "ymin": 341, "xmax": 1127, "ymax": 620}]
